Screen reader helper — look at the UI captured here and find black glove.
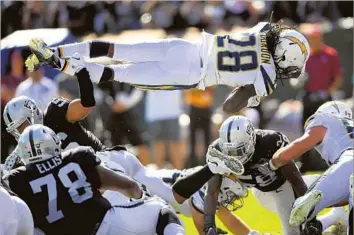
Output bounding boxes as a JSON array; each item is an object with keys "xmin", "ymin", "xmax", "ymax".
[{"xmin": 301, "ymin": 218, "xmax": 322, "ymax": 235}]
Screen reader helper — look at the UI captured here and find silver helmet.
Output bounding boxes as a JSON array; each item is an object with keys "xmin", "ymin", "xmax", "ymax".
[
  {"xmin": 219, "ymin": 115, "xmax": 256, "ymax": 164},
  {"xmin": 18, "ymin": 124, "xmax": 61, "ymax": 164},
  {"xmin": 3, "ymin": 96, "xmax": 43, "ymax": 139},
  {"xmin": 218, "ymin": 176, "xmax": 248, "ymax": 211}
]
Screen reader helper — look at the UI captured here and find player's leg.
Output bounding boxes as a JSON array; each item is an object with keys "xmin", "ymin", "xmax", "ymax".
[
  {"xmin": 98, "ymin": 150, "xmax": 180, "ymax": 207},
  {"xmin": 96, "ymin": 197, "xmax": 184, "ymax": 235},
  {"xmin": 290, "ymin": 150, "xmax": 353, "ymax": 226},
  {"xmin": 271, "ymin": 181, "xmax": 301, "ymax": 235},
  {"xmin": 303, "ymin": 174, "xmax": 348, "ymax": 231},
  {"xmin": 29, "ymin": 38, "xmax": 202, "ymax": 89},
  {"xmin": 53, "ymin": 38, "xmax": 196, "ymax": 62},
  {"xmin": 0, "ymin": 187, "xmax": 19, "ymax": 235},
  {"xmin": 13, "ymin": 196, "xmax": 34, "ymax": 235}
]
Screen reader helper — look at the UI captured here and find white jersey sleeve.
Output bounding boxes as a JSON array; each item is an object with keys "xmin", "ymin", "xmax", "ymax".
[
  {"xmin": 305, "ymin": 113, "xmax": 354, "ymax": 165},
  {"xmin": 200, "ymin": 22, "xmax": 277, "ymax": 98}
]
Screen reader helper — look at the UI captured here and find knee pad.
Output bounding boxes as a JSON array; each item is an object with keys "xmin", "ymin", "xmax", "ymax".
[
  {"xmin": 156, "ymin": 207, "xmax": 181, "ymax": 235},
  {"xmin": 99, "ymin": 67, "xmax": 114, "ymax": 83},
  {"xmin": 90, "ymin": 41, "xmax": 111, "ymax": 57}
]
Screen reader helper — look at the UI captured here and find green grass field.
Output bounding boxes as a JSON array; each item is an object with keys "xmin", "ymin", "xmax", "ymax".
[
  {"xmin": 179, "ymin": 190, "xmax": 332, "ymax": 235},
  {"xmin": 180, "ymin": 191, "xmax": 283, "ymax": 235}
]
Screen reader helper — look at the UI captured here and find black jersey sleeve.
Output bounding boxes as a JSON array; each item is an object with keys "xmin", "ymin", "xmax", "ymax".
[
  {"xmin": 5, "ymin": 167, "xmax": 29, "ymax": 198},
  {"xmin": 45, "ymin": 97, "xmax": 71, "ymax": 124},
  {"xmin": 65, "ymin": 146, "xmax": 103, "ymax": 189}
]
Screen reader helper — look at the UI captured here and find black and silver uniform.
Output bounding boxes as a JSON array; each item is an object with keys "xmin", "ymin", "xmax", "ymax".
[
  {"xmin": 44, "ymin": 97, "xmax": 105, "ymax": 151},
  {"xmin": 6, "ymin": 146, "xmax": 111, "ymax": 235},
  {"xmin": 236, "ymin": 129, "xmax": 289, "ymax": 192}
]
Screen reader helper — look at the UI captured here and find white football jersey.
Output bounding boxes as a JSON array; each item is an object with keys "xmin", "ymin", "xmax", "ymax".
[
  {"xmin": 305, "ymin": 113, "xmax": 354, "ymax": 165},
  {"xmin": 199, "ymin": 22, "xmax": 277, "ymax": 98}
]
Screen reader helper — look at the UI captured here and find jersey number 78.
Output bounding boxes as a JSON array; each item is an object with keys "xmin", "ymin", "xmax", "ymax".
[
  {"xmin": 217, "ymin": 34, "xmax": 258, "ymax": 72},
  {"xmin": 29, "ymin": 163, "xmax": 93, "ymax": 223}
]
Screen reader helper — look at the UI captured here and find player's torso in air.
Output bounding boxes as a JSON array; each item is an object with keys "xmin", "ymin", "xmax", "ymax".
[
  {"xmin": 200, "ymin": 22, "xmax": 277, "ymax": 97},
  {"xmin": 237, "ymin": 130, "xmax": 288, "ymax": 192},
  {"xmin": 6, "ymin": 147, "xmax": 111, "ymax": 235},
  {"xmin": 44, "ymin": 97, "xmax": 105, "ymax": 152},
  {"xmin": 305, "ymin": 113, "xmax": 354, "ymax": 165}
]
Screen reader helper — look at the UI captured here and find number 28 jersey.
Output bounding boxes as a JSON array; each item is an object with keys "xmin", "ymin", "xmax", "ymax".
[
  {"xmin": 6, "ymin": 147, "xmax": 111, "ymax": 235},
  {"xmin": 200, "ymin": 22, "xmax": 277, "ymax": 98}
]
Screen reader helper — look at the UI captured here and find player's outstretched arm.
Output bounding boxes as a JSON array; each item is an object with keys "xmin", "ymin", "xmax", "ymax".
[
  {"xmin": 65, "ymin": 68, "xmax": 96, "ymax": 123},
  {"xmin": 280, "ymin": 161, "xmax": 308, "ymax": 197},
  {"xmin": 96, "ymin": 164, "xmax": 142, "ymax": 199},
  {"xmin": 172, "ymin": 164, "xmax": 215, "ymax": 204},
  {"xmin": 216, "ymin": 206, "xmax": 250, "ymax": 235},
  {"xmin": 270, "ymin": 127, "xmax": 326, "ymax": 169},
  {"xmin": 222, "ymin": 85, "xmax": 257, "ymax": 114},
  {"xmin": 204, "ymin": 175, "xmax": 222, "ymax": 234}
]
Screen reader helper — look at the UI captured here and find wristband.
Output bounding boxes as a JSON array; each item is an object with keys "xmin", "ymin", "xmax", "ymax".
[{"xmin": 269, "ymin": 159, "xmax": 279, "ymax": 171}]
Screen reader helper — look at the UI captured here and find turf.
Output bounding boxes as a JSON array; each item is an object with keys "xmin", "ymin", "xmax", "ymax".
[{"xmin": 180, "ymin": 190, "xmax": 332, "ymax": 235}]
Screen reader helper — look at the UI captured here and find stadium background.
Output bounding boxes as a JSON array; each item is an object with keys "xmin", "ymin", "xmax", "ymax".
[{"xmin": 1, "ymin": 1, "xmax": 353, "ymax": 234}]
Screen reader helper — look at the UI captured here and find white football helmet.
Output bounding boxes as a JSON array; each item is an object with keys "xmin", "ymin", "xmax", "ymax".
[
  {"xmin": 316, "ymin": 101, "xmax": 352, "ymax": 119},
  {"xmin": 3, "ymin": 96, "xmax": 43, "ymax": 139},
  {"xmin": 18, "ymin": 124, "xmax": 61, "ymax": 164},
  {"xmin": 219, "ymin": 115, "xmax": 256, "ymax": 164},
  {"xmin": 218, "ymin": 176, "xmax": 248, "ymax": 211},
  {"xmin": 273, "ymin": 29, "xmax": 310, "ymax": 79}
]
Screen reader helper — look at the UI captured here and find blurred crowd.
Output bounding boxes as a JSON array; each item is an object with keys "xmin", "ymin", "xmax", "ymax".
[
  {"xmin": 2, "ymin": 1, "xmax": 353, "ymax": 38},
  {"xmin": 1, "ymin": 1, "xmax": 353, "ymax": 173}
]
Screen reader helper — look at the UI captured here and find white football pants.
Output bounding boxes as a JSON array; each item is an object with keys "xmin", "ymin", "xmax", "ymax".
[
  {"xmin": 60, "ymin": 39, "xmax": 202, "ymax": 89},
  {"xmin": 96, "ymin": 150, "xmax": 180, "ymax": 208},
  {"xmin": 306, "ymin": 149, "xmax": 353, "ymax": 220},
  {"xmin": 95, "ymin": 196, "xmax": 184, "ymax": 235}
]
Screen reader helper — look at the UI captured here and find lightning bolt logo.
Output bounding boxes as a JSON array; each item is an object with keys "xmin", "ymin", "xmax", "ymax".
[{"xmin": 285, "ymin": 36, "xmax": 308, "ymax": 59}]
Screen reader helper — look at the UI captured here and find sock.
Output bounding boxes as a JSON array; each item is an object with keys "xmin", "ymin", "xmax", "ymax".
[
  {"xmin": 163, "ymin": 223, "xmax": 185, "ymax": 235},
  {"xmin": 318, "ymin": 207, "xmax": 348, "ymax": 231},
  {"xmin": 172, "ymin": 165, "xmax": 214, "ymax": 199},
  {"xmin": 57, "ymin": 42, "xmax": 91, "ymax": 58}
]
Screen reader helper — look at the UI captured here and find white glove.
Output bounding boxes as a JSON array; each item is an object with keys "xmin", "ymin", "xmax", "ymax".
[
  {"xmin": 65, "ymin": 53, "xmax": 86, "ymax": 76},
  {"xmin": 206, "ymin": 145, "xmax": 245, "ymax": 175}
]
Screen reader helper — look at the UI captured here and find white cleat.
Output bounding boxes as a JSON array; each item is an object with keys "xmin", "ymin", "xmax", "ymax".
[{"xmin": 289, "ymin": 190, "xmax": 323, "ymax": 226}]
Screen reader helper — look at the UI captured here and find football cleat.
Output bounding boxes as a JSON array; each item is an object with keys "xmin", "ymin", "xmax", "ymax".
[
  {"xmin": 25, "ymin": 54, "xmax": 40, "ymax": 72},
  {"xmin": 29, "ymin": 38, "xmax": 61, "ymax": 69},
  {"xmin": 289, "ymin": 190, "xmax": 323, "ymax": 226},
  {"xmin": 206, "ymin": 145, "xmax": 245, "ymax": 175}
]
